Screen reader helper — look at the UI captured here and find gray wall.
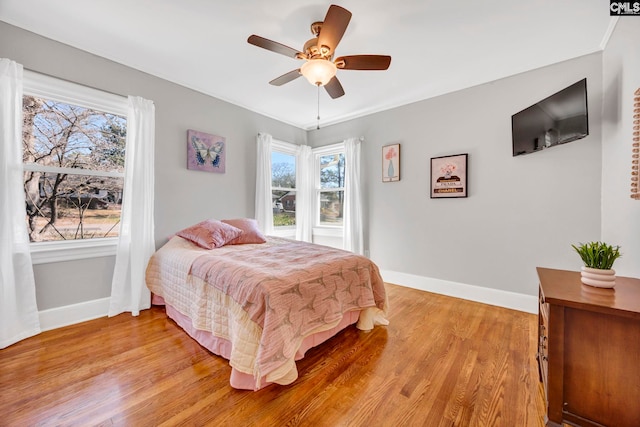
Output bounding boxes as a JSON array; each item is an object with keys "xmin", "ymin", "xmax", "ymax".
[
  {"xmin": 33, "ymin": 257, "xmax": 116, "ymax": 308},
  {"xmin": 308, "ymin": 53, "xmax": 603, "ymax": 297},
  {"xmin": 602, "ymin": 18, "xmax": 640, "ymax": 278},
  {"xmin": 1, "ymin": 21, "xmax": 305, "ymax": 310}
]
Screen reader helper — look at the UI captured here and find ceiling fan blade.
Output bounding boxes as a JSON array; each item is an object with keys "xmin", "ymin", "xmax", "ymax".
[
  {"xmin": 335, "ymin": 55, "xmax": 392, "ymax": 70},
  {"xmin": 324, "ymin": 76, "xmax": 345, "ymax": 99},
  {"xmin": 247, "ymin": 35, "xmax": 304, "ymax": 59},
  {"xmin": 269, "ymin": 69, "xmax": 302, "ymax": 86},
  {"xmin": 317, "ymin": 5, "xmax": 352, "ymax": 54}
]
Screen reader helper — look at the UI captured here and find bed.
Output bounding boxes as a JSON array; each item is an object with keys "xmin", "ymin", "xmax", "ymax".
[{"xmin": 145, "ymin": 229, "xmax": 388, "ymax": 390}]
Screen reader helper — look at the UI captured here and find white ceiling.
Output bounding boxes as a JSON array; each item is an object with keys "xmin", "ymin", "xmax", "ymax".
[{"xmin": 0, "ymin": 0, "xmax": 615, "ymax": 130}]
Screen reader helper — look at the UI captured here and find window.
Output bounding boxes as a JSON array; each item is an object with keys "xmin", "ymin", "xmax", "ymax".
[
  {"xmin": 314, "ymin": 145, "xmax": 345, "ymax": 227},
  {"xmin": 271, "ymin": 141, "xmax": 297, "ymax": 229},
  {"xmin": 259, "ymin": 137, "xmax": 353, "ymax": 248},
  {"xmin": 23, "ymin": 71, "xmax": 128, "ymax": 263}
]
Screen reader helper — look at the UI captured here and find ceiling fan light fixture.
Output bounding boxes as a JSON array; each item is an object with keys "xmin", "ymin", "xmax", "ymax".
[{"xmin": 300, "ymin": 59, "xmax": 336, "ymax": 86}]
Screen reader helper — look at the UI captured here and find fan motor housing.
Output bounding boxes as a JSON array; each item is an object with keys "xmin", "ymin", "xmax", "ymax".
[{"xmin": 303, "ymin": 37, "xmax": 332, "ymax": 60}]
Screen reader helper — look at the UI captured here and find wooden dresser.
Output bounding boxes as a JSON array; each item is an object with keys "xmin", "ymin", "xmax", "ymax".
[{"xmin": 537, "ymin": 267, "xmax": 640, "ymax": 427}]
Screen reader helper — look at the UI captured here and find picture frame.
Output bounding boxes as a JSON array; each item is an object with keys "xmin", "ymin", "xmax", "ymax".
[
  {"xmin": 430, "ymin": 153, "xmax": 468, "ymax": 198},
  {"xmin": 382, "ymin": 143, "xmax": 400, "ymax": 182},
  {"xmin": 187, "ymin": 129, "xmax": 226, "ymax": 173}
]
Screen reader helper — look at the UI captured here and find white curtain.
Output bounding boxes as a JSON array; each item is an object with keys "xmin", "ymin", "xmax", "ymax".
[
  {"xmin": 255, "ymin": 133, "xmax": 274, "ymax": 235},
  {"xmin": 343, "ymin": 137, "xmax": 364, "ymax": 254},
  {"xmin": 295, "ymin": 144, "xmax": 313, "ymax": 242},
  {"xmin": 109, "ymin": 96, "xmax": 156, "ymax": 317},
  {"xmin": 0, "ymin": 58, "xmax": 41, "ymax": 348}
]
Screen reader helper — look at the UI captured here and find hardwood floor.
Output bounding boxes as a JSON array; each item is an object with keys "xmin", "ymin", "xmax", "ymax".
[{"xmin": 0, "ymin": 284, "xmax": 545, "ymax": 426}]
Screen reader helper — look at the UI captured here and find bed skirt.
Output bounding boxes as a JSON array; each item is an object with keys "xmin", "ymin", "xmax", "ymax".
[{"xmin": 152, "ymin": 294, "xmax": 360, "ymax": 390}]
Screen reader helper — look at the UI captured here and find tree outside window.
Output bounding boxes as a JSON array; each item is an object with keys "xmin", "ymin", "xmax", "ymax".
[
  {"xmin": 22, "ymin": 96, "xmax": 126, "ymax": 242},
  {"xmin": 318, "ymin": 152, "xmax": 345, "ymax": 226},
  {"xmin": 271, "ymin": 151, "xmax": 296, "ymax": 227}
]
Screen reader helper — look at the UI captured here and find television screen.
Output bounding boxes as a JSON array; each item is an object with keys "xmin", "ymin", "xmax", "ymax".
[{"xmin": 512, "ymin": 78, "xmax": 588, "ymax": 156}]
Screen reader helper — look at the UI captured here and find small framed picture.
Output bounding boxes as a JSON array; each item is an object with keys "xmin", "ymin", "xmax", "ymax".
[
  {"xmin": 187, "ymin": 129, "xmax": 226, "ymax": 173},
  {"xmin": 430, "ymin": 153, "xmax": 468, "ymax": 198},
  {"xmin": 382, "ymin": 143, "xmax": 400, "ymax": 182}
]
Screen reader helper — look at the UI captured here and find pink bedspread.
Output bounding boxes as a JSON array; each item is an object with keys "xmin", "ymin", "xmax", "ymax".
[{"xmin": 145, "ymin": 236, "xmax": 388, "ymax": 388}]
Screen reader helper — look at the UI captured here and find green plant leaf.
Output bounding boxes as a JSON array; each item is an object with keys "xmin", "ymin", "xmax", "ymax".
[{"xmin": 571, "ymin": 241, "xmax": 621, "ymax": 269}]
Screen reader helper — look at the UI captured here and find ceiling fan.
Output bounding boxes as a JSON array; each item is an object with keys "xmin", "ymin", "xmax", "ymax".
[{"xmin": 247, "ymin": 4, "xmax": 391, "ymax": 99}]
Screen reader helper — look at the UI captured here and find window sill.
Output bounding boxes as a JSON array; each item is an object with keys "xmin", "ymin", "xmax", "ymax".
[
  {"xmin": 30, "ymin": 238, "xmax": 118, "ymax": 265},
  {"xmin": 312, "ymin": 226, "xmax": 343, "ymax": 238},
  {"xmin": 271, "ymin": 226, "xmax": 296, "ymax": 239}
]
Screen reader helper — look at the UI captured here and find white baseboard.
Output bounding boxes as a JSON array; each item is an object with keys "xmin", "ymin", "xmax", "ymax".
[
  {"xmin": 39, "ymin": 297, "xmax": 111, "ymax": 331},
  {"xmin": 36, "ymin": 271, "xmax": 537, "ymax": 332},
  {"xmin": 380, "ymin": 270, "xmax": 538, "ymax": 314}
]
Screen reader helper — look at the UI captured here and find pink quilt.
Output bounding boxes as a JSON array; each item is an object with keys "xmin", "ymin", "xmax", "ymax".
[{"xmin": 146, "ymin": 236, "xmax": 388, "ymax": 388}]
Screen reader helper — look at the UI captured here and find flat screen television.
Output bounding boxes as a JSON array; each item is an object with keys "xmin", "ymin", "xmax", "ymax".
[{"xmin": 512, "ymin": 78, "xmax": 588, "ymax": 156}]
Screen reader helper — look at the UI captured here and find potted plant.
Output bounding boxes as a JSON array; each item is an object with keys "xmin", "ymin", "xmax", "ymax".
[{"xmin": 571, "ymin": 241, "xmax": 622, "ymax": 288}]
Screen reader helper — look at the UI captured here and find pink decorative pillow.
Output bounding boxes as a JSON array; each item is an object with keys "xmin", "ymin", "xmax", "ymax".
[
  {"xmin": 176, "ymin": 219, "xmax": 243, "ymax": 249},
  {"xmin": 221, "ymin": 218, "xmax": 267, "ymax": 245}
]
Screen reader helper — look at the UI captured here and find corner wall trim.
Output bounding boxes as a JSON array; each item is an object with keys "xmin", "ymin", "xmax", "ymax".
[
  {"xmin": 380, "ymin": 269, "xmax": 538, "ymax": 314},
  {"xmin": 600, "ymin": 16, "xmax": 619, "ymax": 50},
  {"xmin": 38, "ymin": 297, "xmax": 111, "ymax": 331}
]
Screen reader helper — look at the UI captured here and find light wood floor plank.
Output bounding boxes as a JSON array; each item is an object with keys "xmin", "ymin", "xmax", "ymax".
[{"xmin": 0, "ymin": 283, "xmax": 545, "ymax": 426}]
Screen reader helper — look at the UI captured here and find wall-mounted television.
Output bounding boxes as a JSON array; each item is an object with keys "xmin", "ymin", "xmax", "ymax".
[{"xmin": 512, "ymin": 78, "xmax": 588, "ymax": 156}]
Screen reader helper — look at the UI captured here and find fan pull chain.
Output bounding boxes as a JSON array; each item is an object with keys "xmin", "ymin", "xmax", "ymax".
[{"xmin": 316, "ymin": 83, "xmax": 321, "ymax": 130}]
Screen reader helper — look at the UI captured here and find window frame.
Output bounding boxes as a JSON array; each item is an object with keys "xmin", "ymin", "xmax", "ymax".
[
  {"xmin": 23, "ymin": 71, "xmax": 128, "ymax": 264},
  {"xmin": 270, "ymin": 139, "xmax": 298, "ymax": 237},
  {"xmin": 312, "ymin": 142, "xmax": 345, "ymax": 233}
]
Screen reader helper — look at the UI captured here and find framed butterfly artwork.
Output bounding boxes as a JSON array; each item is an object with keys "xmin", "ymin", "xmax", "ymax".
[{"xmin": 187, "ymin": 129, "xmax": 226, "ymax": 173}]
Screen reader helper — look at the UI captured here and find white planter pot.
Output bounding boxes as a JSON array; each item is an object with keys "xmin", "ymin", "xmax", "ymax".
[{"xmin": 580, "ymin": 266, "xmax": 616, "ymax": 288}]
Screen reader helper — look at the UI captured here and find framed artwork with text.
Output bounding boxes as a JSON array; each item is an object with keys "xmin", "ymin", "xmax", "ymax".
[{"xmin": 430, "ymin": 153, "xmax": 468, "ymax": 198}]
